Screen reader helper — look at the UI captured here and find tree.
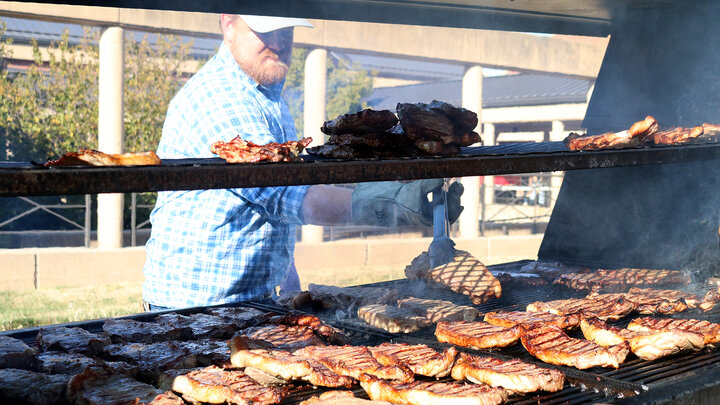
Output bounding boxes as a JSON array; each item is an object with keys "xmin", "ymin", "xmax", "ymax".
[{"xmin": 284, "ymin": 48, "xmax": 374, "ymax": 138}]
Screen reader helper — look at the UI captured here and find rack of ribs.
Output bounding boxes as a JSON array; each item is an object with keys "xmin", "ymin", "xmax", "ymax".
[
  {"xmin": 450, "ymin": 352, "xmax": 565, "ymax": 393},
  {"xmin": 435, "ymin": 321, "xmax": 523, "ymax": 349},
  {"xmin": 580, "ymin": 317, "xmax": 705, "ymax": 361},
  {"xmin": 521, "ymin": 324, "xmax": 630, "ymax": 369},
  {"xmin": 229, "ymin": 348, "xmax": 354, "ymax": 388},
  {"xmin": 627, "ymin": 317, "xmax": 720, "ymax": 345},
  {"xmin": 526, "ymin": 297, "xmax": 635, "ymax": 321},
  {"xmin": 369, "ymin": 343, "xmax": 458, "ymax": 378},
  {"xmin": 360, "ymin": 375, "xmax": 508, "ymax": 405},
  {"xmin": 483, "ymin": 310, "xmax": 581, "ymax": 330},
  {"xmin": 293, "ymin": 345, "xmax": 415, "ymax": 383},
  {"xmin": 171, "ymin": 365, "xmax": 285, "ymax": 405}
]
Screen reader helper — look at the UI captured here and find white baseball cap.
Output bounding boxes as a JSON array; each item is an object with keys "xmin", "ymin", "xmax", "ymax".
[{"xmin": 239, "ymin": 15, "xmax": 314, "ymax": 33}]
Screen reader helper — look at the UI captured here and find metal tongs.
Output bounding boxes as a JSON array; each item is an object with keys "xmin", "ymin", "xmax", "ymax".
[{"xmin": 428, "ymin": 178, "xmax": 456, "ymax": 268}]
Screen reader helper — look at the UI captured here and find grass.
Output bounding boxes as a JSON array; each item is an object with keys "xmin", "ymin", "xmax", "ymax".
[
  {"xmin": 0, "ymin": 267, "xmax": 405, "ymax": 332},
  {"xmin": 0, "ymin": 282, "xmax": 143, "ymax": 331}
]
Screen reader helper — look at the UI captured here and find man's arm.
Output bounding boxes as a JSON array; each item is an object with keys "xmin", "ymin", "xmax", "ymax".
[{"xmin": 301, "ymin": 185, "xmax": 353, "ymax": 225}]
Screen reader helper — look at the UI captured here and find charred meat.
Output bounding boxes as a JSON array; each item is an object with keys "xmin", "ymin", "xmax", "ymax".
[
  {"xmin": 211, "ymin": 136, "xmax": 312, "ymax": 163},
  {"xmin": 521, "ymin": 324, "xmax": 629, "ymax": 369},
  {"xmin": 0, "ymin": 335, "xmax": 38, "ymax": 370},
  {"xmin": 37, "ymin": 326, "xmax": 111, "ymax": 355},
  {"xmin": 0, "ymin": 368, "xmax": 69, "ymax": 405},
  {"xmin": 67, "ymin": 365, "xmax": 183, "ymax": 405},
  {"xmin": 564, "ymin": 116, "xmax": 658, "ymax": 150},
  {"xmin": 435, "ymin": 321, "xmax": 523, "ymax": 349},
  {"xmin": 36, "ymin": 351, "xmax": 138, "ymax": 376},
  {"xmin": 321, "ymin": 109, "xmax": 398, "ymax": 135},
  {"xmin": 155, "ymin": 313, "xmax": 236, "ymax": 340},
  {"xmin": 451, "ymin": 352, "xmax": 565, "ymax": 393},
  {"xmin": 102, "ymin": 318, "xmax": 185, "ymax": 344}
]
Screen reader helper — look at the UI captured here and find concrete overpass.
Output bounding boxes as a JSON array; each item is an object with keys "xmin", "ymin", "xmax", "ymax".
[{"xmin": 0, "ymin": 1, "xmax": 609, "ymax": 246}]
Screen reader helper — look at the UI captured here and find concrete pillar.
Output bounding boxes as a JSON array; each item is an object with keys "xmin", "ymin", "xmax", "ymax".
[
  {"xmin": 97, "ymin": 26, "xmax": 124, "ymax": 248},
  {"xmin": 482, "ymin": 122, "xmax": 496, "ymax": 206},
  {"xmin": 302, "ymin": 48, "xmax": 327, "ymax": 243},
  {"xmin": 459, "ymin": 65, "xmax": 483, "ymax": 238},
  {"xmin": 549, "ymin": 120, "xmax": 565, "ymax": 204}
]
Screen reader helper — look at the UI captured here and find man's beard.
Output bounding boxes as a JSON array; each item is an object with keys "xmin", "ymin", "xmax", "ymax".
[{"xmin": 242, "ymin": 49, "xmax": 290, "ymax": 86}]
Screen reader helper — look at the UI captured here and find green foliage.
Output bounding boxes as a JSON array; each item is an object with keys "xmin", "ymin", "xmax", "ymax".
[
  {"xmin": 283, "ymin": 48, "xmax": 374, "ymax": 138},
  {"xmin": 0, "ymin": 23, "xmax": 194, "ymax": 161}
]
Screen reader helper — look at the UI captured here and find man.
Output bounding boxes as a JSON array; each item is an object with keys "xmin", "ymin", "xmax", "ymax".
[{"xmin": 142, "ymin": 15, "xmax": 463, "ymax": 310}]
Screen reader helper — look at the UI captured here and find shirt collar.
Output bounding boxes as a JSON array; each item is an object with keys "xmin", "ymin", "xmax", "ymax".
[{"xmin": 218, "ymin": 42, "xmax": 286, "ymax": 100}]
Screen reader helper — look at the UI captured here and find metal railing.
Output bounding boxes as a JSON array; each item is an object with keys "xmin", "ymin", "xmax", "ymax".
[
  {"xmin": 0, "ymin": 195, "xmax": 91, "ymax": 247},
  {"xmin": 130, "ymin": 192, "xmax": 155, "ymax": 246}
]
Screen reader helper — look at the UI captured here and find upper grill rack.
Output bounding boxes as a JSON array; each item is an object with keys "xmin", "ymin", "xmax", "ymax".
[{"xmin": 3, "ymin": 141, "xmax": 720, "ymax": 196}]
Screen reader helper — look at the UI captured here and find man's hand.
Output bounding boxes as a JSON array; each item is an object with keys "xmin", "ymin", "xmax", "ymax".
[{"xmin": 351, "ymin": 179, "xmax": 464, "ymax": 227}]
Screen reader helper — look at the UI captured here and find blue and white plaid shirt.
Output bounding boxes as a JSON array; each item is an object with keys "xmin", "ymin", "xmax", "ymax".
[{"xmin": 142, "ymin": 42, "xmax": 310, "ymax": 308}]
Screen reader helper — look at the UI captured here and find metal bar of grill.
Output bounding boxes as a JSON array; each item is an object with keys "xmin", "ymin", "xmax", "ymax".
[{"xmin": 3, "ymin": 142, "xmax": 720, "ymax": 196}]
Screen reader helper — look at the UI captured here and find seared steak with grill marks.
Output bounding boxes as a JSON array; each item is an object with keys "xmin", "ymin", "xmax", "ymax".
[
  {"xmin": 650, "ymin": 125, "xmax": 705, "ymax": 145},
  {"xmin": 321, "ymin": 109, "xmax": 398, "ymax": 135},
  {"xmin": 627, "ymin": 317, "xmax": 720, "ymax": 345},
  {"xmin": 451, "ymin": 352, "xmax": 565, "ymax": 393},
  {"xmin": 397, "ymin": 297, "xmax": 478, "ymax": 322},
  {"xmin": 627, "ymin": 287, "xmax": 700, "ymax": 308},
  {"xmin": 172, "ymin": 365, "xmax": 285, "ymax": 405},
  {"xmin": 358, "ymin": 304, "xmax": 433, "ymax": 333},
  {"xmin": 264, "ymin": 311, "xmax": 350, "ymax": 345},
  {"xmin": 37, "ymin": 326, "xmax": 111, "ymax": 355},
  {"xmin": 294, "ymin": 345, "xmax": 414, "ymax": 383},
  {"xmin": 426, "ymin": 251, "xmax": 501, "ymax": 305},
  {"xmin": 361, "ymin": 375, "xmax": 508, "ymax": 405},
  {"xmin": 521, "ymin": 324, "xmax": 629, "ymax": 369},
  {"xmin": 700, "ymin": 287, "xmax": 720, "ymax": 311},
  {"xmin": 586, "ymin": 290, "xmax": 691, "ymax": 315},
  {"xmin": 369, "ymin": 343, "xmax": 458, "ymax": 378},
  {"xmin": 564, "ymin": 115, "xmax": 658, "ymax": 150},
  {"xmin": 484, "ymin": 310, "xmax": 581, "ymax": 330},
  {"xmin": 234, "ymin": 325, "xmax": 327, "ymax": 350},
  {"xmin": 435, "ymin": 321, "xmax": 523, "ymax": 349},
  {"xmin": 229, "ymin": 348, "xmax": 354, "ymax": 388},
  {"xmin": 580, "ymin": 317, "xmax": 704, "ymax": 361},
  {"xmin": 0, "ymin": 368, "xmax": 69, "ymax": 405},
  {"xmin": 0, "ymin": 335, "xmax": 37, "ymax": 370},
  {"xmin": 103, "ymin": 318, "xmax": 186, "ymax": 343},
  {"xmin": 300, "ymin": 390, "xmax": 392, "ymax": 404},
  {"xmin": 554, "ymin": 268, "xmax": 691, "ymax": 292},
  {"xmin": 526, "ymin": 297, "xmax": 635, "ymax": 321},
  {"xmin": 67, "ymin": 365, "xmax": 183, "ymax": 405}
]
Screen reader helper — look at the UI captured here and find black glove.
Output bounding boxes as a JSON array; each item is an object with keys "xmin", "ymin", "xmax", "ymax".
[{"xmin": 351, "ymin": 179, "xmax": 464, "ymax": 227}]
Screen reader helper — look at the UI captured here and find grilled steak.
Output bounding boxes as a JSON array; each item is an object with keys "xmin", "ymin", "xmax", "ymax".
[
  {"xmin": 321, "ymin": 109, "xmax": 398, "ymax": 135},
  {"xmin": 554, "ymin": 268, "xmax": 691, "ymax": 292},
  {"xmin": 100, "ymin": 341, "xmax": 198, "ymax": 383},
  {"xmin": 397, "ymin": 100, "xmax": 481, "ymax": 156},
  {"xmin": 700, "ymin": 286, "xmax": 720, "ymax": 311},
  {"xmin": 580, "ymin": 317, "xmax": 704, "ymax": 361},
  {"xmin": 0, "ymin": 335, "xmax": 37, "ymax": 370},
  {"xmin": 564, "ymin": 115, "xmax": 658, "ymax": 150},
  {"xmin": 369, "ymin": 343, "xmax": 458, "ymax": 378},
  {"xmin": 37, "ymin": 326, "xmax": 111, "ymax": 355},
  {"xmin": 210, "ymin": 136, "xmax": 311, "ymax": 163},
  {"xmin": 102, "ymin": 318, "xmax": 185, "ymax": 343},
  {"xmin": 627, "ymin": 317, "xmax": 720, "ymax": 345},
  {"xmin": 396, "ymin": 297, "xmax": 478, "ymax": 322},
  {"xmin": 229, "ymin": 348, "xmax": 354, "ymax": 388},
  {"xmin": 358, "ymin": 304, "xmax": 433, "ymax": 333},
  {"xmin": 484, "ymin": 310, "xmax": 581, "ymax": 330},
  {"xmin": 300, "ymin": 390, "xmax": 392, "ymax": 405},
  {"xmin": 155, "ymin": 313, "xmax": 236, "ymax": 340},
  {"xmin": 361, "ymin": 375, "xmax": 508, "ymax": 405},
  {"xmin": 204, "ymin": 306, "xmax": 269, "ymax": 329},
  {"xmin": 44, "ymin": 149, "xmax": 161, "ymax": 167},
  {"xmin": 36, "ymin": 351, "xmax": 138, "ymax": 376},
  {"xmin": 435, "ymin": 321, "xmax": 523, "ymax": 349},
  {"xmin": 426, "ymin": 251, "xmax": 501, "ymax": 305},
  {"xmin": 519, "ymin": 260, "xmax": 592, "ymax": 282},
  {"xmin": 307, "ymin": 284, "xmax": 399, "ymax": 309},
  {"xmin": 172, "ymin": 365, "xmax": 285, "ymax": 405},
  {"xmin": 585, "ymin": 292, "xmax": 689, "ymax": 315},
  {"xmin": 67, "ymin": 365, "xmax": 183, "ymax": 405},
  {"xmin": 404, "ymin": 251, "xmax": 432, "ymax": 281},
  {"xmin": 650, "ymin": 125, "xmax": 705, "ymax": 145},
  {"xmin": 521, "ymin": 324, "xmax": 629, "ymax": 369},
  {"xmin": 294, "ymin": 345, "xmax": 414, "ymax": 383},
  {"xmin": 451, "ymin": 352, "xmax": 565, "ymax": 393},
  {"xmin": 626, "ymin": 287, "xmax": 700, "ymax": 308},
  {"xmin": 264, "ymin": 311, "xmax": 350, "ymax": 345},
  {"xmin": 526, "ymin": 297, "xmax": 635, "ymax": 321},
  {"xmin": 157, "ymin": 367, "xmax": 204, "ymax": 391},
  {"xmin": 181, "ymin": 339, "xmax": 231, "ymax": 366},
  {"xmin": 233, "ymin": 324, "xmax": 326, "ymax": 350},
  {"xmin": 0, "ymin": 368, "xmax": 69, "ymax": 405}
]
